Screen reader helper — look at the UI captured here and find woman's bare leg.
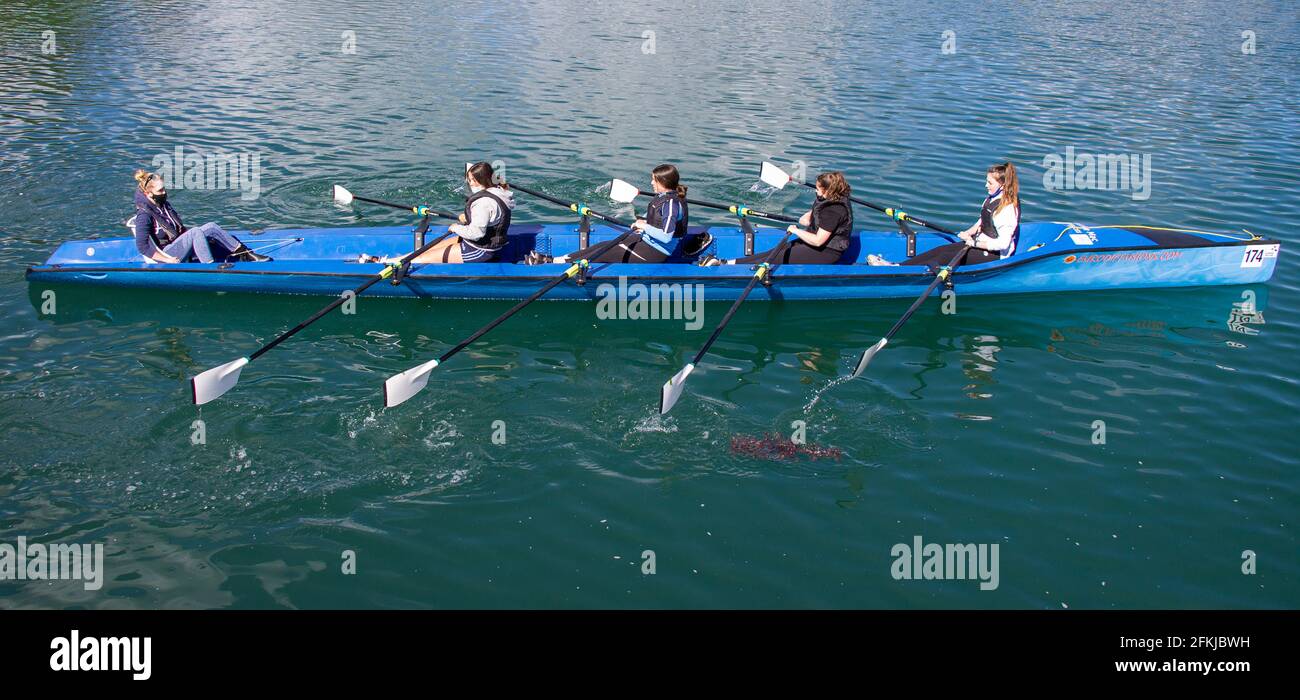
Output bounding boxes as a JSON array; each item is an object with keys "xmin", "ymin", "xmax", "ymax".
[{"xmin": 409, "ymin": 236, "xmax": 462, "ymax": 264}]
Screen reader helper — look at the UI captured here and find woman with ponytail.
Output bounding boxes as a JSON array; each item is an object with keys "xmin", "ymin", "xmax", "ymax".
[
  {"xmin": 525, "ymin": 164, "xmax": 690, "ymax": 265},
  {"xmin": 699, "ymin": 171, "xmax": 854, "ymax": 266},
  {"xmin": 131, "ymin": 170, "xmax": 269, "ymax": 263},
  {"xmin": 407, "ymin": 161, "xmax": 515, "ymax": 263},
  {"xmin": 868, "ymin": 162, "xmax": 1021, "ymax": 267}
]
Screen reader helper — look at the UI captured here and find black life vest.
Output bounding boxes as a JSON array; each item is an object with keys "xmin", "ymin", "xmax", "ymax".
[
  {"xmin": 644, "ymin": 191, "xmax": 688, "ymax": 238},
  {"xmin": 463, "ymin": 189, "xmax": 511, "ymax": 251},
  {"xmin": 978, "ymin": 190, "xmax": 1020, "ymax": 256},
  {"xmin": 809, "ymin": 196, "xmax": 853, "ymax": 252}
]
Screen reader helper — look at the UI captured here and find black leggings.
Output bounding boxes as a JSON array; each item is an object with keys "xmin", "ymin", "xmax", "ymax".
[
  {"xmin": 731, "ymin": 241, "xmax": 845, "ymax": 265},
  {"xmin": 565, "ymin": 233, "xmax": 670, "ymax": 263},
  {"xmin": 904, "ymin": 243, "xmax": 997, "ymax": 267}
]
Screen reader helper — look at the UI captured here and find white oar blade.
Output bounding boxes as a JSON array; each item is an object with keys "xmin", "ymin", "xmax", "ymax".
[
  {"xmin": 609, "ymin": 178, "xmax": 641, "ymax": 204},
  {"xmin": 383, "ymin": 359, "xmax": 442, "ymax": 408},
  {"xmin": 190, "ymin": 357, "xmax": 250, "ymax": 405},
  {"xmin": 759, "ymin": 161, "xmax": 792, "ymax": 189},
  {"xmin": 659, "ymin": 363, "xmax": 696, "ymax": 415},
  {"xmin": 332, "ymin": 185, "xmax": 354, "ymax": 205},
  {"xmin": 851, "ymin": 339, "xmax": 888, "ymax": 378}
]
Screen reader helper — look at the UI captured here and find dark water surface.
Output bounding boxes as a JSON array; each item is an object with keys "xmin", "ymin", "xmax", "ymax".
[{"xmin": 0, "ymin": 0, "xmax": 1296, "ymax": 608}]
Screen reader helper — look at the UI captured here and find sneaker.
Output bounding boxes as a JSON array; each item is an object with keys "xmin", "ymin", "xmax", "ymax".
[
  {"xmin": 866, "ymin": 254, "xmax": 898, "ymax": 267},
  {"xmin": 524, "ymin": 250, "xmax": 554, "ymax": 266},
  {"xmin": 697, "ymin": 254, "xmax": 723, "ymax": 267}
]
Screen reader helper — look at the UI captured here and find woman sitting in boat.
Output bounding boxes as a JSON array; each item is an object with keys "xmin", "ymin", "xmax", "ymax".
[
  {"xmin": 867, "ymin": 162, "xmax": 1020, "ymax": 267},
  {"xmin": 132, "ymin": 170, "xmax": 270, "ymax": 263},
  {"xmin": 525, "ymin": 164, "xmax": 690, "ymax": 265},
  {"xmin": 411, "ymin": 161, "xmax": 516, "ymax": 263},
  {"xmin": 698, "ymin": 171, "xmax": 854, "ymax": 266}
]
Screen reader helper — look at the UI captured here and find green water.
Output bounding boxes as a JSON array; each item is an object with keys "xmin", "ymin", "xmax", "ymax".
[{"xmin": 1, "ymin": 0, "xmax": 1296, "ymax": 608}]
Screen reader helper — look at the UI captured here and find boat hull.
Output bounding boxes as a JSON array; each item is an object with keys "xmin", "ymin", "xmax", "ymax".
[{"xmin": 26, "ymin": 222, "xmax": 1280, "ymax": 301}]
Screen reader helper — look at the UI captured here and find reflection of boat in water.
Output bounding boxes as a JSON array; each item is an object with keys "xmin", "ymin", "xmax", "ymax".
[{"xmin": 27, "ymin": 282, "xmax": 1272, "ymax": 404}]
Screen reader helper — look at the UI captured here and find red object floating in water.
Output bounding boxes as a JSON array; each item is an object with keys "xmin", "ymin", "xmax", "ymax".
[{"xmin": 729, "ymin": 433, "xmax": 842, "ymax": 461}]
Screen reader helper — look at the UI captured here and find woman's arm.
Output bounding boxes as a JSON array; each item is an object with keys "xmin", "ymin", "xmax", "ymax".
[
  {"xmin": 787, "ymin": 226, "xmax": 833, "ymax": 247},
  {"xmin": 449, "ymin": 199, "xmax": 495, "ymax": 241},
  {"xmin": 134, "ymin": 211, "xmax": 179, "ymax": 262}
]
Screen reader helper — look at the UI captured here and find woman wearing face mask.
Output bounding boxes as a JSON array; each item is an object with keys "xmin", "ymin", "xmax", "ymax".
[
  {"xmin": 524, "ymin": 163, "xmax": 690, "ymax": 265},
  {"xmin": 698, "ymin": 171, "xmax": 854, "ymax": 266},
  {"xmin": 405, "ymin": 161, "xmax": 516, "ymax": 264},
  {"xmin": 132, "ymin": 170, "xmax": 270, "ymax": 263},
  {"xmin": 867, "ymin": 162, "xmax": 1021, "ymax": 267}
]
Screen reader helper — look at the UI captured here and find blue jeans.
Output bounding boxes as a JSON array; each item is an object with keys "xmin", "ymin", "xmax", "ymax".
[{"xmin": 162, "ymin": 222, "xmax": 243, "ymax": 263}]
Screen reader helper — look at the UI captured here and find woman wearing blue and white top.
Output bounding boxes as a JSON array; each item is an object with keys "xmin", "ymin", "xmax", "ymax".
[
  {"xmin": 525, "ymin": 164, "xmax": 689, "ymax": 265},
  {"xmin": 869, "ymin": 162, "xmax": 1021, "ymax": 267}
]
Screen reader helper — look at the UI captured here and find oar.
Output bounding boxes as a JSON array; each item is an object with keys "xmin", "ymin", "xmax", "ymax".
[
  {"xmin": 758, "ymin": 162, "xmax": 960, "ymax": 240},
  {"xmin": 659, "ymin": 232, "xmax": 797, "ymax": 414},
  {"xmin": 189, "ymin": 190, "xmax": 459, "ymax": 405},
  {"xmin": 332, "ymin": 185, "xmax": 460, "ymax": 220},
  {"xmin": 849, "ymin": 245, "xmax": 970, "ymax": 378},
  {"xmin": 382, "ymin": 184, "xmax": 636, "ymax": 408},
  {"xmin": 608, "ymin": 178, "xmax": 798, "ymax": 224}
]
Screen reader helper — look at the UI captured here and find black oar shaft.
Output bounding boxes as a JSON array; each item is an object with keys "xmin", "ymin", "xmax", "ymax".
[
  {"xmin": 690, "ymin": 234, "xmax": 795, "ymax": 365},
  {"xmin": 249, "ymin": 276, "xmax": 386, "ymax": 361},
  {"xmin": 509, "ymin": 183, "xmax": 628, "ymax": 227},
  {"xmin": 880, "ymin": 245, "xmax": 969, "ymax": 341},
  {"xmin": 245, "ymin": 227, "xmax": 457, "ymax": 362},
  {"xmin": 686, "ymin": 198, "xmax": 797, "ymax": 224},
  {"xmin": 621, "ymin": 183, "xmax": 798, "ymax": 224},
  {"xmin": 797, "ymin": 181, "xmax": 957, "ymax": 237},
  {"xmin": 350, "ymin": 193, "xmax": 459, "ymax": 221}
]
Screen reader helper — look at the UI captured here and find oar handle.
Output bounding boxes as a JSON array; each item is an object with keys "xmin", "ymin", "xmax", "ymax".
[
  {"xmin": 796, "ymin": 182, "xmax": 958, "ymax": 237},
  {"xmin": 510, "ymin": 182, "xmax": 632, "ymax": 229}
]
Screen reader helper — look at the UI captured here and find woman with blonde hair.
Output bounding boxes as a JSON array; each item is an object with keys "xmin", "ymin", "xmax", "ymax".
[
  {"xmin": 699, "ymin": 171, "xmax": 854, "ymax": 266},
  {"xmin": 868, "ymin": 162, "xmax": 1021, "ymax": 266},
  {"xmin": 131, "ymin": 170, "xmax": 269, "ymax": 263}
]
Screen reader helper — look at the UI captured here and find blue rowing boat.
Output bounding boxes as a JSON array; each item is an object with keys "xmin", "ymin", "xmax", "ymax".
[{"xmin": 25, "ymin": 222, "xmax": 1279, "ymax": 300}]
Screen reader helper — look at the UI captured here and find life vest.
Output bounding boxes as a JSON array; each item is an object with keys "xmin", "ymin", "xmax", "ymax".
[
  {"xmin": 809, "ymin": 196, "xmax": 853, "ymax": 252},
  {"xmin": 464, "ymin": 189, "xmax": 511, "ymax": 251},
  {"xmin": 644, "ymin": 191, "xmax": 688, "ymax": 239},
  {"xmin": 978, "ymin": 190, "xmax": 1020, "ymax": 257}
]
